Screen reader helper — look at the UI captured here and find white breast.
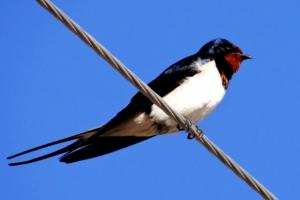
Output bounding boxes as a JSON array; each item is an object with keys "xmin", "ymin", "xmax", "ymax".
[{"xmin": 149, "ymin": 59, "xmax": 226, "ymax": 132}]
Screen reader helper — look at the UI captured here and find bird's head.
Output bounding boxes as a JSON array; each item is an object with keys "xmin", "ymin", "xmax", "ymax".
[{"xmin": 198, "ymin": 38, "xmax": 252, "ymax": 75}]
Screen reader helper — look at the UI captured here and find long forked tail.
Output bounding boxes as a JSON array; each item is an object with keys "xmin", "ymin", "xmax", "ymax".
[
  {"xmin": 7, "ymin": 127, "xmax": 100, "ymax": 166},
  {"xmin": 7, "ymin": 127, "xmax": 153, "ymax": 166}
]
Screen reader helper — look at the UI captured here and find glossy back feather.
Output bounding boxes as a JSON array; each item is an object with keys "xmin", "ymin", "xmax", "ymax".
[{"xmin": 7, "ymin": 47, "xmax": 214, "ymax": 166}]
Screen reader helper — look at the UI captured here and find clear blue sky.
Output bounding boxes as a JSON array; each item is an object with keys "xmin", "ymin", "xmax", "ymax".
[{"xmin": 2, "ymin": 0, "xmax": 299, "ymax": 199}]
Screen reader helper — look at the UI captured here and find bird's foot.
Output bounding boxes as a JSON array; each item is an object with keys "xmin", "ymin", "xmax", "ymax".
[
  {"xmin": 187, "ymin": 133, "xmax": 195, "ymax": 140},
  {"xmin": 177, "ymin": 124, "xmax": 184, "ymax": 131},
  {"xmin": 187, "ymin": 125, "xmax": 203, "ymax": 140},
  {"xmin": 176, "ymin": 120, "xmax": 201, "ymax": 140}
]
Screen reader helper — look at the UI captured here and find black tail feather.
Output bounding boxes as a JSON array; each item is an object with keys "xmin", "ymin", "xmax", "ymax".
[
  {"xmin": 7, "ymin": 126, "xmax": 154, "ymax": 165},
  {"xmin": 7, "ymin": 134, "xmax": 81, "ymax": 160},
  {"xmin": 8, "ymin": 141, "xmax": 81, "ymax": 166},
  {"xmin": 7, "ymin": 127, "xmax": 101, "ymax": 166},
  {"xmin": 60, "ymin": 136, "xmax": 154, "ymax": 163}
]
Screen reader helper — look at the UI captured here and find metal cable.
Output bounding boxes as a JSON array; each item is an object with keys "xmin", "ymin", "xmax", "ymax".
[{"xmin": 36, "ymin": 0, "xmax": 278, "ymax": 199}]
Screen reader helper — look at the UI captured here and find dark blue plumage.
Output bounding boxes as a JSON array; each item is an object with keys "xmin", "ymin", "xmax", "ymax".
[{"xmin": 8, "ymin": 38, "xmax": 251, "ymax": 165}]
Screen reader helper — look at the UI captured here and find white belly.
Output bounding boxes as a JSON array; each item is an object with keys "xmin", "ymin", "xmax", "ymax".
[{"xmin": 149, "ymin": 60, "xmax": 226, "ymax": 131}]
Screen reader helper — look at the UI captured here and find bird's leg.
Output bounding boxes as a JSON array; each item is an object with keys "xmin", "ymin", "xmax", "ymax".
[
  {"xmin": 176, "ymin": 124, "xmax": 184, "ymax": 131},
  {"xmin": 176, "ymin": 120, "xmax": 201, "ymax": 140},
  {"xmin": 187, "ymin": 125, "xmax": 204, "ymax": 139},
  {"xmin": 187, "ymin": 133, "xmax": 195, "ymax": 139},
  {"xmin": 177, "ymin": 124, "xmax": 193, "ymax": 139}
]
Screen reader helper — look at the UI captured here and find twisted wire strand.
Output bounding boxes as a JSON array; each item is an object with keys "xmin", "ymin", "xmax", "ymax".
[{"xmin": 36, "ymin": 1, "xmax": 277, "ymax": 199}]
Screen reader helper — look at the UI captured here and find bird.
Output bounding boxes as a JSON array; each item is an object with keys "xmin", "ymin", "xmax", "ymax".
[{"xmin": 7, "ymin": 38, "xmax": 251, "ymax": 166}]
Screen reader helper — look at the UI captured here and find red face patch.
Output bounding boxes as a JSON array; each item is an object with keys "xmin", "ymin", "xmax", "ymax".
[{"xmin": 224, "ymin": 53, "xmax": 243, "ymax": 73}]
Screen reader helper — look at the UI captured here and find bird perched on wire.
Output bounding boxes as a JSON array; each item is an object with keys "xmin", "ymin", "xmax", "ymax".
[{"xmin": 8, "ymin": 38, "xmax": 251, "ymax": 166}]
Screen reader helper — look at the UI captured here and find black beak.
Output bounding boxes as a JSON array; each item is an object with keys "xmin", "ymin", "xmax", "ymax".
[{"xmin": 241, "ymin": 54, "xmax": 252, "ymax": 60}]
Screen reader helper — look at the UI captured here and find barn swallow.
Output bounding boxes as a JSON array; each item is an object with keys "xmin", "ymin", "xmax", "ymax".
[{"xmin": 8, "ymin": 38, "xmax": 251, "ymax": 166}]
